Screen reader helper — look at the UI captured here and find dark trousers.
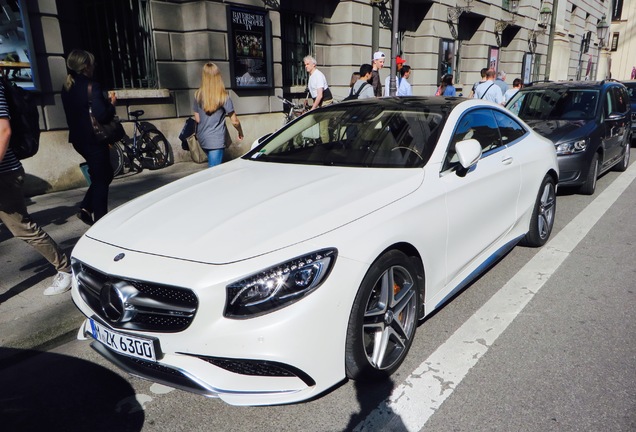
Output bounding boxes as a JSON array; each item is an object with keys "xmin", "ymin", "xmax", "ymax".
[{"xmin": 73, "ymin": 142, "xmax": 113, "ymax": 222}]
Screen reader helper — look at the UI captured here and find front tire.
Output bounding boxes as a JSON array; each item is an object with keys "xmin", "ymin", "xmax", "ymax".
[
  {"xmin": 579, "ymin": 153, "xmax": 599, "ymax": 195},
  {"xmin": 521, "ymin": 174, "xmax": 556, "ymax": 247},
  {"xmin": 345, "ymin": 250, "xmax": 420, "ymax": 381}
]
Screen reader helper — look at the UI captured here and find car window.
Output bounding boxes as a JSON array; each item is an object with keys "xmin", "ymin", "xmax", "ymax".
[
  {"xmin": 493, "ymin": 110, "xmax": 526, "ymax": 145},
  {"xmin": 610, "ymin": 87, "xmax": 628, "ymax": 114},
  {"xmin": 625, "ymin": 84, "xmax": 636, "ymax": 101},
  {"xmin": 509, "ymin": 88, "xmax": 598, "ymax": 121},
  {"xmin": 444, "ymin": 108, "xmax": 501, "ymax": 170},
  {"xmin": 246, "ymin": 105, "xmax": 445, "ymax": 168}
]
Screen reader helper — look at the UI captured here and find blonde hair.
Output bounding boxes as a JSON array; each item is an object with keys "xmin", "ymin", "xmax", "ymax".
[
  {"xmin": 194, "ymin": 62, "xmax": 228, "ymax": 115},
  {"xmin": 64, "ymin": 49, "xmax": 95, "ymax": 91}
]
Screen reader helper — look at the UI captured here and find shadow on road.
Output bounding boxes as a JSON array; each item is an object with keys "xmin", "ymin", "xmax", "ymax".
[
  {"xmin": 346, "ymin": 377, "xmax": 407, "ymax": 431},
  {"xmin": 0, "ymin": 347, "xmax": 144, "ymax": 432}
]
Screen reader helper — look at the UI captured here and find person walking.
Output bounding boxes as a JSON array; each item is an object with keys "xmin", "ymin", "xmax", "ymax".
[
  {"xmin": 436, "ymin": 74, "xmax": 457, "ymax": 96},
  {"xmin": 304, "ymin": 55, "xmax": 333, "ymax": 110},
  {"xmin": 469, "ymin": 68, "xmax": 488, "ymax": 98},
  {"xmin": 504, "ymin": 78, "xmax": 523, "ymax": 104},
  {"xmin": 383, "ymin": 55, "xmax": 406, "ymax": 96},
  {"xmin": 473, "ymin": 69, "xmax": 504, "ymax": 104},
  {"xmin": 370, "ymin": 51, "xmax": 385, "ymax": 97},
  {"xmin": 61, "ymin": 49, "xmax": 116, "ymax": 225},
  {"xmin": 494, "ymin": 70, "xmax": 508, "ymax": 95},
  {"xmin": 193, "ymin": 62, "xmax": 244, "ymax": 168},
  {"xmin": 350, "ymin": 64, "xmax": 375, "ymax": 99},
  {"xmin": 397, "ymin": 65, "xmax": 413, "ymax": 96},
  {"xmin": 0, "ymin": 81, "xmax": 72, "ymax": 295}
]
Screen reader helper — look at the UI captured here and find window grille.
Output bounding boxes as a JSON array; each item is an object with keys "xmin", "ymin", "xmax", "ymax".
[
  {"xmin": 80, "ymin": 0, "xmax": 156, "ymax": 89},
  {"xmin": 281, "ymin": 12, "xmax": 313, "ymax": 88}
]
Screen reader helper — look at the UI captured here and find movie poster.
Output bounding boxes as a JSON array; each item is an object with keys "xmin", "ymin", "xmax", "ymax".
[{"xmin": 227, "ymin": 6, "xmax": 273, "ymax": 89}]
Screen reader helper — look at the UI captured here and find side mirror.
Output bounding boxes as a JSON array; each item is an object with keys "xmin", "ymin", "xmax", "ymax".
[
  {"xmin": 455, "ymin": 138, "xmax": 482, "ymax": 169},
  {"xmin": 251, "ymin": 133, "xmax": 272, "ymax": 150}
]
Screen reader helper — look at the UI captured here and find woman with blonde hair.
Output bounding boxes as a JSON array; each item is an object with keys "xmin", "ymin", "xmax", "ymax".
[
  {"xmin": 61, "ymin": 49, "xmax": 117, "ymax": 225},
  {"xmin": 193, "ymin": 62, "xmax": 243, "ymax": 167}
]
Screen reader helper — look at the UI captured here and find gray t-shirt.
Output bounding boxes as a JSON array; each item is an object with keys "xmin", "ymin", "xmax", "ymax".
[
  {"xmin": 351, "ymin": 80, "xmax": 374, "ymax": 99},
  {"xmin": 192, "ymin": 97, "xmax": 235, "ymax": 150}
]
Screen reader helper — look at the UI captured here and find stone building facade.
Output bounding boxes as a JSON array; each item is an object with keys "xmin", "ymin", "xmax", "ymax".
[{"xmin": 16, "ymin": 0, "xmax": 615, "ymax": 195}]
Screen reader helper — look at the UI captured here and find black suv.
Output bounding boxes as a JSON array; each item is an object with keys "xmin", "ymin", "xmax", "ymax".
[
  {"xmin": 507, "ymin": 80, "xmax": 631, "ymax": 195},
  {"xmin": 619, "ymin": 80, "xmax": 636, "ymax": 139}
]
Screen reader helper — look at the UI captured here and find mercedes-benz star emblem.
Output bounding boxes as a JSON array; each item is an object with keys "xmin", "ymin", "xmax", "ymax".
[{"xmin": 99, "ymin": 281, "xmax": 139, "ymax": 323}]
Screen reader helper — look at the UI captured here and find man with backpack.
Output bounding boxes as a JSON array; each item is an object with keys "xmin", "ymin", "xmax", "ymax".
[
  {"xmin": 0, "ymin": 80, "xmax": 72, "ymax": 296},
  {"xmin": 346, "ymin": 64, "xmax": 374, "ymax": 100}
]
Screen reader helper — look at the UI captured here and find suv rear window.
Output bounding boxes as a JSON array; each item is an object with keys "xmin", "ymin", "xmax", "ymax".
[{"xmin": 507, "ymin": 88, "xmax": 599, "ymax": 121}]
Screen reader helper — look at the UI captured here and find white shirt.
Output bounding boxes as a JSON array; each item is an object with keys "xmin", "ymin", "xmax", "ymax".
[
  {"xmin": 307, "ymin": 69, "xmax": 329, "ymax": 99},
  {"xmin": 474, "ymin": 80, "xmax": 503, "ymax": 104},
  {"xmin": 383, "ymin": 75, "xmax": 412, "ymax": 96}
]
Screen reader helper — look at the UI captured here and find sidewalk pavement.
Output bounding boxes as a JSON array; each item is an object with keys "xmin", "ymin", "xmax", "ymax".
[{"xmin": 0, "ymin": 161, "xmax": 206, "ymax": 363}]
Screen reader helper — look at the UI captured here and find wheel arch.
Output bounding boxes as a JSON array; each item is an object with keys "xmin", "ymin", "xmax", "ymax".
[{"xmin": 375, "ymin": 242, "xmax": 426, "ymax": 320}]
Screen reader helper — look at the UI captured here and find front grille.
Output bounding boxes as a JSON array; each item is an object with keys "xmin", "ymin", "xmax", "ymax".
[{"xmin": 73, "ymin": 260, "xmax": 198, "ymax": 332}]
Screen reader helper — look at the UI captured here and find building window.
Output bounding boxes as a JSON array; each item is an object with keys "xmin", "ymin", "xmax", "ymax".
[
  {"xmin": 59, "ymin": 0, "xmax": 156, "ymax": 89},
  {"xmin": 280, "ymin": 11, "xmax": 313, "ymax": 89}
]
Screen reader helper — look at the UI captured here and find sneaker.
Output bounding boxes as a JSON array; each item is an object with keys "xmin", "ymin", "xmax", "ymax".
[
  {"xmin": 43, "ymin": 271, "xmax": 72, "ymax": 296},
  {"xmin": 77, "ymin": 208, "xmax": 94, "ymax": 226}
]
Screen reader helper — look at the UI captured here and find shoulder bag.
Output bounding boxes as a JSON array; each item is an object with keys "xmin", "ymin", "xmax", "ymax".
[{"xmin": 87, "ymin": 83, "xmax": 125, "ymax": 145}]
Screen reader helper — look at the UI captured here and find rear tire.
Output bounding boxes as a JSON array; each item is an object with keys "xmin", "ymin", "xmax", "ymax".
[
  {"xmin": 345, "ymin": 250, "xmax": 420, "ymax": 381},
  {"xmin": 140, "ymin": 129, "xmax": 172, "ymax": 170},
  {"xmin": 521, "ymin": 174, "xmax": 556, "ymax": 247},
  {"xmin": 612, "ymin": 144, "xmax": 630, "ymax": 172},
  {"xmin": 579, "ymin": 153, "xmax": 599, "ymax": 195}
]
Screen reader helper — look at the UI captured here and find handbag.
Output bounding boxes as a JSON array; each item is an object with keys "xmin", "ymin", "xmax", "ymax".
[
  {"xmin": 179, "ymin": 117, "xmax": 197, "ymax": 150},
  {"xmin": 186, "ymin": 134, "xmax": 208, "ymax": 164},
  {"xmin": 87, "ymin": 83, "xmax": 125, "ymax": 145}
]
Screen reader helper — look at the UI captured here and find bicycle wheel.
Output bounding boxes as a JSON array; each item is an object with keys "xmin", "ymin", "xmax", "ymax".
[
  {"xmin": 139, "ymin": 129, "xmax": 172, "ymax": 170},
  {"xmin": 109, "ymin": 142, "xmax": 124, "ymax": 176}
]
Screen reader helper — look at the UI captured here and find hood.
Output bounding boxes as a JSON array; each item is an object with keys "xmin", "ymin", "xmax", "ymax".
[
  {"xmin": 86, "ymin": 159, "xmax": 424, "ymax": 264},
  {"xmin": 524, "ymin": 119, "xmax": 594, "ymax": 144}
]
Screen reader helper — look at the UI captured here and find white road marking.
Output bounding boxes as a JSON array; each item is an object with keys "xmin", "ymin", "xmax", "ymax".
[{"xmin": 355, "ymin": 161, "xmax": 636, "ymax": 432}]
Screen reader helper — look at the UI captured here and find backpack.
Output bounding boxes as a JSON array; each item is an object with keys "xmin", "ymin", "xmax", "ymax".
[
  {"xmin": 343, "ymin": 82, "xmax": 369, "ymax": 101},
  {"xmin": 2, "ymin": 78, "xmax": 40, "ymax": 159}
]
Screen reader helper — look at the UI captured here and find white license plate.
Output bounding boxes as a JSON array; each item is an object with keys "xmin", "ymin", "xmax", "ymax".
[{"xmin": 90, "ymin": 319, "xmax": 157, "ymax": 361}]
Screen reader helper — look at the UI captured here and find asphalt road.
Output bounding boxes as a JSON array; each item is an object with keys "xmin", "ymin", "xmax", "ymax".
[{"xmin": 1, "ymin": 155, "xmax": 635, "ymax": 432}]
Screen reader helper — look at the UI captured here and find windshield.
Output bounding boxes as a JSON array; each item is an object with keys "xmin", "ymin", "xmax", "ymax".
[
  {"xmin": 244, "ymin": 104, "xmax": 446, "ymax": 168},
  {"xmin": 625, "ymin": 83, "xmax": 636, "ymax": 101},
  {"xmin": 507, "ymin": 88, "xmax": 599, "ymax": 121}
]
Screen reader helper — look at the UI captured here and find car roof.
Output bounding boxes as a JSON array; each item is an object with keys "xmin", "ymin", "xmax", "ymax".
[{"xmin": 521, "ymin": 80, "xmax": 623, "ymax": 91}]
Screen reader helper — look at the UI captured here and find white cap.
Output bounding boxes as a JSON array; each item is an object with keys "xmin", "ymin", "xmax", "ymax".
[{"xmin": 373, "ymin": 51, "xmax": 386, "ymax": 61}]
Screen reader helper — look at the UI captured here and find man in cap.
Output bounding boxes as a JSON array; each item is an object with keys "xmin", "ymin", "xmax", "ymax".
[
  {"xmin": 383, "ymin": 55, "xmax": 406, "ymax": 96},
  {"xmin": 370, "ymin": 51, "xmax": 385, "ymax": 97}
]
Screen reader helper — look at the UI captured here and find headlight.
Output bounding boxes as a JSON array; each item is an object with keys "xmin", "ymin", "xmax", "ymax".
[
  {"xmin": 225, "ymin": 249, "xmax": 337, "ymax": 318},
  {"xmin": 555, "ymin": 138, "xmax": 587, "ymax": 155}
]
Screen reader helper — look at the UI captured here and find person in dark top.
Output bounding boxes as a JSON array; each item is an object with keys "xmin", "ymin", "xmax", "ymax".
[
  {"xmin": 61, "ymin": 49, "xmax": 117, "ymax": 225},
  {"xmin": 370, "ymin": 51, "xmax": 385, "ymax": 97},
  {"xmin": 0, "ymin": 80, "xmax": 72, "ymax": 295}
]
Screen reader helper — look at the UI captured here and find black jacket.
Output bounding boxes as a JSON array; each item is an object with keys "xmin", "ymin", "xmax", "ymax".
[{"xmin": 61, "ymin": 73, "xmax": 115, "ymax": 146}]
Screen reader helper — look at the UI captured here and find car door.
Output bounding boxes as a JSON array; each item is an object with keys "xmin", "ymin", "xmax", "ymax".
[
  {"xmin": 602, "ymin": 86, "xmax": 630, "ymax": 167},
  {"xmin": 440, "ymin": 108, "xmax": 521, "ymax": 286}
]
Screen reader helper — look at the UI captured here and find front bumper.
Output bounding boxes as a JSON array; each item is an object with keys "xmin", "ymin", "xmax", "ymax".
[
  {"xmin": 71, "ymin": 236, "xmax": 365, "ymax": 406},
  {"xmin": 556, "ymin": 151, "xmax": 589, "ymax": 186}
]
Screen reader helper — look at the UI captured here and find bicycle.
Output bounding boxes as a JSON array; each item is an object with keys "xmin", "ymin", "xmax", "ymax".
[
  {"xmin": 109, "ymin": 110, "xmax": 173, "ymax": 176},
  {"xmin": 278, "ymin": 95, "xmax": 306, "ymax": 125}
]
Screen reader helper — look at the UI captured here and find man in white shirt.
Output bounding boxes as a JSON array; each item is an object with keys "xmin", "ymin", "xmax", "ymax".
[
  {"xmin": 304, "ymin": 55, "xmax": 333, "ymax": 110},
  {"xmin": 473, "ymin": 69, "xmax": 503, "ymax": 104}
]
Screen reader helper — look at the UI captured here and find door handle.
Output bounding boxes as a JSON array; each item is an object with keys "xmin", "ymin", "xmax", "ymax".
[{"xmin": 502, "ymin": 156, "xmax": 513, "ymax": 165}]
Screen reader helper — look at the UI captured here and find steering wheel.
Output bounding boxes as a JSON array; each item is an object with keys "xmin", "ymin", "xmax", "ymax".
[{"xmin": 391, "ymin": 146, "xmax": 424, "ymax": 160}]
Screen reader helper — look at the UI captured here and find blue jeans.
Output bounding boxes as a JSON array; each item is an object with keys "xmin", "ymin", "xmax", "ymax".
[{"xmin": 206, "ymin": 149, "xmax": 224, "ymax": 168}]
